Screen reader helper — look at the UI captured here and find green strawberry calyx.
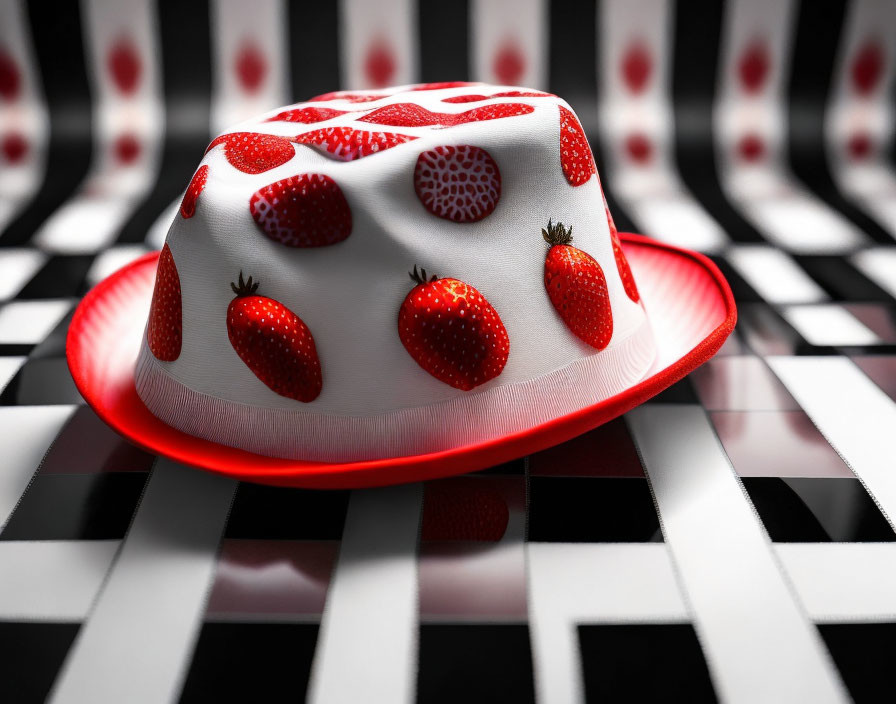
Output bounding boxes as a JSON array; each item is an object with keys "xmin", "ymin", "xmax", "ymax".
[
  {"xmin": 230, "ymin": 271, "xmax": 260, "ymax": 297},
  {"xmin": 542, "ymin": 219, "xmax": 573, "ymax": 246}
]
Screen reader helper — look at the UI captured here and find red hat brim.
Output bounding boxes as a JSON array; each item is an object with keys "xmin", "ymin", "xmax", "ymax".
[{"xmin": 66, "ymin": 233, "xmax": 736, "ymax": 488}]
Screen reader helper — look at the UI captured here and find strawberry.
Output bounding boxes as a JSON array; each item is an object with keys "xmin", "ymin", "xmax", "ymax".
[
  {"xmin": 491, "ymin": 90, "xmax": 552, "ymax": 98},
  {"xmin": 250, "ymin": 173, "xmax": 352, "ymax": 247},
  {"xmin": 206, "ymin": 132, "xmax": 295, "ymax": 174},
  {"xmin": 264, "ymin": 107, "xmax": 348, "ymax": 123},
  {"xmin": 542, "ymin": 220, "xmax": 613, "ymax": 349},
  {"xmin": 226, "ymin": 272, "xmax": 322, "ymax": 402},
  {"xmin": 180, "ymin": 165, "xmax": 209, "ymax": 219},
  {"xmin": 293, "ymin": 127, "xmax": 417, "ymax": 161},
  {"xmin": 451, "ymin": 103, "xmax": 534, "ymax": 124},
  {"xmin": 2, "ymin": 133, "xmax": 27, "ymax": 163},
  {"xmin": 0, "ymin": 49, "xmax": 22, "ymax": 101},
  {"xmin": 422, "ymin": 478, "xmax": 509, "ymax": 541},
  {"xmin": 559, "ymin": 105, "xmax": 596, "ymax": 187},
  {"xmin": 414, "ymin": 145, "xmax": 501, "ymax": 222},
  {"xmin": 309, "ymin": 91, "xmax": 388, "ymax": 103},
  {"xmin": 609, "ymin": 227, "xmax": 640, "ymax": 303},
  {"xmin": 364, "ymin": 41, "xmax": 395, "ymax": 87},
  {"xmin": 738, "ymin": 41, "xmax": 769, "ymax": 94},
  {"xmin": 493, "ymin": 44, "xmax": 525, "ymax": 85},
  {"xmin": 114, "ymin": 133, "xmax": 140, "ymax": 165},
  {"xmin": 146, "ymin": 244, "xmax": 182, "ymax": 361},
  {"xmin": 398, "ymin": 266, "xmax": 509, "ymax": 391},
  {"xmin": 358, "ymin": 102, "xmax": 533, "ymax": 127},
  {"xmin": 358, "ymin": 103, "xmax": 443, "ymax": 127},
  {"xmin": 441, "ymin": 94, "xmax": 488, "ymax": 104},
  {"xmin": 852, "ymin": 42, "xmax": 884, "ymax": 95}
]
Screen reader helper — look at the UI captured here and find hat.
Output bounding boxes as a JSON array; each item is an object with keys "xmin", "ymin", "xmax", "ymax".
[{"xmin": 67, "ymin": 81, "xmax": 735, "ymax": 488}]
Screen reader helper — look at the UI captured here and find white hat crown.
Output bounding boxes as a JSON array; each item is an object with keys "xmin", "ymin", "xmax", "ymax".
[{"xmin": 135, "ymin": 82, "xmax": 656, "ymax": 461}]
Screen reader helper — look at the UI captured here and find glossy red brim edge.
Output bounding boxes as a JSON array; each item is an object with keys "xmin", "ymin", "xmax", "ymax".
[{"xmin": 66, "ymin": 233, "xmax": 736, "ymax": 488}]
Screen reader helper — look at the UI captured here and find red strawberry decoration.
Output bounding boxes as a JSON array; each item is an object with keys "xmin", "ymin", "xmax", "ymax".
[
  {"xmin": 398, "ymin": 266, "xmax": 509, "ymax": 391},
  {"xmin": 442, "ymin": 94, "xmax": 488, "ymax": 104},
  {"xmin": 542, "ymin": 220, "xmax": 613, "ymax": 349},
  {"xmin": 738, "ymin": 40, "xmax": 769, "ymax": 94},
  {"xmin": 206, "ymin": 132, "xmax": 295, "ymax": 174},
  {"xmin": 852, "ymin": 41, "xmax": 884, "ymax": 95},
  {"xmin": 414, "ymin": 145, "xmax": 501, "ymax": 222},
  {"xmin": 180, "ymin": 165, "xmax": 209, "ymax": 219},
  {"xmin": 621, "ymin": 42, "xmax": 652, "ymax": 94},
  {"xmin": 358, "ymin": 102, "xmax": 533, "ymax": 127},
  {"xmin": 364, "ymin": 40, "xmax": 396, "ymax": 87},
  {"xmin": 250, "ymin": 173, "xmax": 352, "ymax": 247},
  {"xmin": 491, "ymin": 90, "xmax": 552, "ymax": 98},
  {"xmin": 422, "ymin": 478, "xmax": 509, "ymax": 541},
  {"xmin": 265, "ymin": 107, "xmax": 348, "ymax": 123},
  {"xmin": 226, "ymin": 272, "xmax": 322, "ymax": 402},
  {"xmin": 235, "ymin": 42, "xmax": 266, "ymax": 93},
  {"xmin": 0, "ymin": 49, "xmax": 21, "ymax": 101},
  {"xmin": 3, "ymin": 133, "xmax": 28, "ymax": 163},
  {"xmin": 559, "ymin": 105, "xmax": 596, "ymax": 187},
  {"xmin": 147, "ymin": 244, "xmax": 182, "ymax": 361},
  {"xmin": 107, "ymin": 38, "xmax": 141, "ymax": 95},
  {"xmin": 293, "ymin": 127, "xmax": 417, "ymax": 161},
  {"xmin": 493, "ymin": 43, "xmax": 526, "ymax": 85},
  {"xmin": 609, "ymin": 228, "xmax": 639, "ymax": 303}
]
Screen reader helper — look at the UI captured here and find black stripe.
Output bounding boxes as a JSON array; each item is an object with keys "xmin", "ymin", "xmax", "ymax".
[
  {"xmin": 288, "ymin": 0, "xmax": 340, "ymax": 99},
  {"xmin": 787, "ymin": 0, "xmax": 892, "ymax": 244},
  {"xmin": 1, "ymin": 0, "xmax": 92, "ymax": 246},
  {"xmin": 793, "ymin": 255, "xmax": 896, "ymax": 302},
  {"xmin": 671, "ymin": 0, "xmax": 764, "ymax": 244},
  {"xmin": 419, "ymin": 0, "xmax": 469, "ymax": 83},
  {"xmin": 116, "ymin": 0, "xmax": 212, "ymax": 244}
]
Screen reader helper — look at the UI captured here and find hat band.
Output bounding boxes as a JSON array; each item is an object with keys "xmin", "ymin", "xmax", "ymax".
[{"xmin": 134, "ymin": 320, "xmax": 656, "ymax": 462}]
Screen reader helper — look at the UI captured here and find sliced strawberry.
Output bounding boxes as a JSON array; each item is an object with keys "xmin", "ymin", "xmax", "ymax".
[
  {"xmin": 309, "ymin": 90, "xmax": 389, "ymax": 103},
  {"xmin": 543, "ymin": 220, "xmax": 613, "ymax": 349},
  {"xmin": 264, "ymin": 106, "xmax": 348, "ymax": 123},
  {"xmin": 206, "ymin": 132, "xmax": 295, "ymax": 174},
  {"xmin": 398, "ymin": 266, "xmax": 509, "ymax": 391},
  {"xmin": 358, "ymin": 103, "xmax": 443, "ymax": 127},
  {"xmin": 414, "ymin": 145, "xmax": 501, "ymax": 223},
  {"xmin": 422, "ymin": 478, "xmax": 509, "ymax": 541},
  {"xmin": 359, "ymin": 101, "xmax": 533, "ymax": 127},
  {"xmin": 610, "ymin": 228, "xmax": 639, "ymax": 303},
  {"xmin": 227, "ymin": 272, "xmax": 322, "ymax": 402},
  {"xmin": 408, "ymin": 81, "xmax": 480, "ymax": 91},
  {"xmin": 147, "ymin": 244, "xmax": 182, "ymax": 361},
  {"xmin": 451, "ymin": 103, "xmax": 534, "ymax": 124},
  {"xmin": 441, "ymin": 94, "xmax": 488, "ymax": 104},
  {"xmin": 180, "ymin": 165, "xmax": 209, "ymax": 219},
  {"xmin": 559, "ymin": 105, "xmax": 596, "ymax": 187},
  {"xmin": 491, "ymin": 90, "xmax": 552, "ymax": 98},
  {"xmin": 250, "ymin": 173, "xmax": 352, "ymax": 247},
  {"xmin": 293, "ymin": 127, "xmax": 417, "ymax": 161}
]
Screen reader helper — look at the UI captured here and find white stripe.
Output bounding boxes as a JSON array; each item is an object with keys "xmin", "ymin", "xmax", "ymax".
[
  {"xmin": 48, "ymin": 459, "xmax": 237, "ymax": 704},
  {"xmin": 528, "ymin": 543, "xmax": 687, "ymax": 704},
  {"xmin": 33, "ymin": 0, "xmax": 163, "ymax": 254},
  {"xmin": 470, "ymin": 0, "xmax": 548, "ymax": 90},
  {"xmin": 727, "ymin": 245, "xmax": 828, "ymax": 303},
  {"xmin": 0, "ymin": 0, "xmax": 50, "ymax": 233},
  {"xmin": 0, "ymin": 299, "xmax": 72, "ymax": 344},
  {"xmin": 0, "ymin": 356, "xmax": 26, "ymax": 394},
  {"xmin": 714, "ymin": 0, "xmax": 866, "ymax": 254},
  {"xmin": 627, "ymin": 405, "xmax": 848, "ymax": 703},
  {"xmin": 598, "ymin": 0, "xmax": 728, "ymax": 253},
  {"xmin": 0, "ymin": 249, "xmax": 46, "ymax": 300},
  {"xmin": 768, "ymin": 356, "xmax": 896, "ymax": 531},
  {"xmin": 0, "ymin": 540, "xmax": 118, "ymax": 621},
  {"xmin": 776, "ymin": 543, "xmax": 896, "ymax": 621},
  {"xmin": 308, "ymin": 484, "xmax": 422, "ymax": 704},
  {"xmin": 340, "ymin": 0, "xmax": 417, "ymax": 89},
  {"xmin": 0, "ymin": 405, "xmax": 76, "ymax": 531},
  {"xmin": 780, "ymin": 304, "xmax": 881, "ymax": 347},
  {"xmin": 851, "ymin": 247, "xmax": 896, "ymax": 299},
  {"xmin": 824, "ymin": 0, "xmax": 896, "ymax": 238},
  {"xmin": 210, "ymin": 0, "xmax": 289, "ymax": 133}
]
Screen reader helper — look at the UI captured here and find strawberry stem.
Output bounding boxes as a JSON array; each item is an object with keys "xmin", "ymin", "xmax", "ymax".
[
  {"xmin": 409, "ymin": 264, "xmax": 439, "ymax": 286},
  {"xmin": 542, "ymin": 218, "xmax": 573, "ymax": 246},
  {"xmin": 230, "ymin": 270, "xmax": 260, "ymax": 297}
]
